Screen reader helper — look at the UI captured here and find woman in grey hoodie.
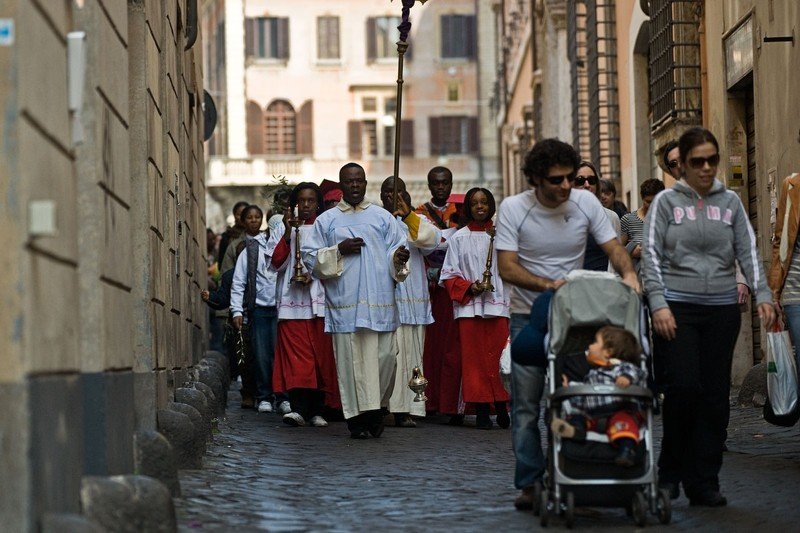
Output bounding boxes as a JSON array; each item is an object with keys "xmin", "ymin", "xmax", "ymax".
[{"xmin": 641, "ymin": 127, "xmax": 776, "ymax": 507}]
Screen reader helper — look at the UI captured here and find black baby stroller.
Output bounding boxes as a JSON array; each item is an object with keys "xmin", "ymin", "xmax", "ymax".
[{"xmin": 537, "ymin": 271, "xmax": 671, "ymax": 528}]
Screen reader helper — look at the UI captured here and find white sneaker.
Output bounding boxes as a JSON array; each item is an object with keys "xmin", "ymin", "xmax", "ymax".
[
  {"xmin": 282, "ymin": 412, "xmax": 305, "ymax": 427},
  {"xmin": 257, "ymin": 401, "xmax": 273, "ymax": 413},
  {"xmin": 309, "ymin": 416, "xmax": 328, "ymax": 427},
  {"xmin": 277, "ymin": 401, "xmax": 292, "ymax": 415}
]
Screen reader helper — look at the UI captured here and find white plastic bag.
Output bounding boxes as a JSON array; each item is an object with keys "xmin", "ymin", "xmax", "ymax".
[
  {"xmin": 765, "ymin": 329, "xmax": 798, "ymax": 416},
  {"xmin": 500, "ymin": 336, "xmax": 512, "ymax": 393}
]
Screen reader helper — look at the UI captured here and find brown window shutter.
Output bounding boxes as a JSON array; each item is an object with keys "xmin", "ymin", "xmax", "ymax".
[
  {"xmin": 348, "ymin": 120, "xmax": 363, "ymax": 159},
  {"xmin": 245, "ymin": 18, "xmax": 255, "ymax": 57},
  {"xmin": 366, "ymin": 18, "xmax": 377, "ymax": 62},
  {"xmin": 440, "ymin": 15, "xmax": 451, "ymax": 58},
  {"xmin": 400, "ymin": 119, "xmax": 414, "ymax": 156},
  {"xmin": 429, "ymin": 117, "xmax": 441, "ymax": 156},
  {"xmin": 246, "ymin": 101, "xmax": 264, "ymax": 155},
  {"xmin": 466, "ymin": 16, "xmax": 477, "ymax": 60},
  {"xmin": 467, "ymin": 116, "xmax": 479, "ymax": 153},
  {"xmin": 297, "ymin": 100, "xmax": 314, "ymax": 155},
  {"xmin": 278, "ymin": 18, "xmax": 290, "ymax": 59},
  {"xmin": 331, "ymin": 17, "xmax": 341, "ymax": 59}
]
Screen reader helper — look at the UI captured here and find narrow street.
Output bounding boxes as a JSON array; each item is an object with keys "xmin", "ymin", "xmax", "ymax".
[{"xmin": 176, "ymin": 388, "xmax": 800, "ymax": 531}]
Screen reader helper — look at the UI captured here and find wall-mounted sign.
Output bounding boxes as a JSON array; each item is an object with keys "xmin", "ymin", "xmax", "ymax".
[
  {"xmin": 0, "ymin": 19, "xmax": 14, "ymax": 46},
  {"xmin": 728, "ymin": 155, "xmax": 744, "ymax": 188},
  {"xmin": 725, "ymin": 18, "xmax": 753, "ymax": 89}
]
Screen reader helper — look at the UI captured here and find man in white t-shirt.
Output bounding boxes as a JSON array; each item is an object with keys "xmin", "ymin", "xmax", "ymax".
[{"xmin": 496, "ymin": 138, "xmax": 639, "ymax": 510}]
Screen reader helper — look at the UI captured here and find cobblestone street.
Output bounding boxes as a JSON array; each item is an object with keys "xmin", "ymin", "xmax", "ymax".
[{"xmin": 176, "ymin": 389, "xmax": 800, "ymax": 532}]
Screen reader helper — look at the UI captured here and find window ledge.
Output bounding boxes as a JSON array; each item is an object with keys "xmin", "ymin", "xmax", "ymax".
[
  {"xmin": 315, "ymin": 59, "xmax": 343, "ymax": 67},
  {"xmin": 246, "ymin": 57, "xmax": 289, "ymax": 68},
  {"xmin": 368, "ymin": 57, "xmax": 399, "ymax": 66}
]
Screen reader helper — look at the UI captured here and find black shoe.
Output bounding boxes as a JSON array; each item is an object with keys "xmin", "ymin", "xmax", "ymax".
[
  {"xmin": 495, "ymin": 404, "xmax": 510, "ymax": 429},
  {"xmin": 689, "ymin": 491, "xmax": 727, "ymax": 507},
  {"xmin": 350, "ymin": 430, "xmax": 370, "ymax": 439},
  {"xmin": 367, "ymin": 411, "xmax": 385, "ymax": 438},
  {"xmin": 476, "ymin": 415, "xmax": 493, "ymax": 430},
  {"xmin": 659, "ymin": 481, "xmax": 680, "ymax": 500},
  {"xmin": 614, "ymin": 444, "xmax": 637, "ymax": 467},
  {"xmin": 448, "ymin": 414, "xmax": 465, "ymax": 426}
]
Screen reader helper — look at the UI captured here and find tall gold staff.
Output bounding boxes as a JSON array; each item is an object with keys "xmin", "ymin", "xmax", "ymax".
[
  {"xmin": 392, "ymin": 0, "xmax": 431, "ymax": 401},
  {"xmin": 390, "ymin": 0, "xmax": 428, "ymax": 211}
]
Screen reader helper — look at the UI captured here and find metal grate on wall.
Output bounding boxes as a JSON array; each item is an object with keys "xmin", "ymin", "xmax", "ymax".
[
  {"xmin": 648, "ymin": 0, "xmax": 703, "ymax": 130},
  {"xmin": 568, "ymin": 0, "xmax": 591, "ymax": 159},
  {"xmin": 585, "ymin": 0, "xmax": 621, "ymax": 184}
]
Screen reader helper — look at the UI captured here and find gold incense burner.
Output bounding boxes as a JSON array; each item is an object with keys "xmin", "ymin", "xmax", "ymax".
[{"xmin": 408, "ymin": 366, "xmax": 428, "ymax": 402}]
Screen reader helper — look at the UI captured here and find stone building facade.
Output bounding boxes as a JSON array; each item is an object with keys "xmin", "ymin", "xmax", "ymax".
[
  {"xmin": 201, "ymin": 0, "xmax": 500, "ymax": 227},
  {"xmin": 0, "ymin": 0, "xmax": 206, "ymax": 529}
]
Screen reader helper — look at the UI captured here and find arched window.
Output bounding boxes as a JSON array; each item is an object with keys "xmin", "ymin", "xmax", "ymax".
[
  {"xmin": 265, "ymin": 100, "xmax": 296, "ymax": 155},
  {"xmin": 246, "ymin": 100, "xmax": 264, "ymax": 155}
]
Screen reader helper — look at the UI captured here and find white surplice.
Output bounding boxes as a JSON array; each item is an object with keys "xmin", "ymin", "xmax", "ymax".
[{"xmin": 267, "ymin": 223, "xmax": 325, "ymax": 320}]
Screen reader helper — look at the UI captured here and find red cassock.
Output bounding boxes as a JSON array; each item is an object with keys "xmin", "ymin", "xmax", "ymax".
[
  {"xmin": 422, "ymin": 284, "xmax": 462, "ymax": 414},
  {"xmin": 443, "ymin": 277, "xmax": 509, "ymax": 404},
  {"xmin": 272, "ymin": 318, "xmax": 341, "ymax": 409}
]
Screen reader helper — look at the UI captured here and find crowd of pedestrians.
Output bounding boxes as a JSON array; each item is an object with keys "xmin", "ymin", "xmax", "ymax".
[{"xmin": 203, "ymin": 127, "xmax": 782, "ymax": 510}]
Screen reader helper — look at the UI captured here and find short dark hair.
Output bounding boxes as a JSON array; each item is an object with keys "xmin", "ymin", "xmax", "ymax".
[
  {"xmin": 461, "ymin": 187, "xmax": 496, "ymax": 225},
  {"xmin": 427, "ymin": 166, "xmax": 453, "ymax": 182},
  {"xmin": 290, "ymin": 182, "xmax": 323, "ymax": 215},
  {"xmin": 598, "ymin": 325, "xmax": 640, "ymax": 364},
  {"xmin": 522, "ymin": 139, "xmax": 580, "ymax": 186},
  {"xmin": 599, "ymin": 178, "xmax": 616, "ymax": 195},
  {"xmin": 232, "ymin": 201, "xmax": 249, "ymax": 215},
  {"xmin": 640, "ymin": 178, "xmax": 665, "ymax": 198},
  {"xmin": 662, "ymin": 139, "xmax": 679, "ymax": 169},
  {"xmin": 239, "ymin": 204, "xmax": 263, "ymax": 221},
  {"xmin": 678, "ymin": 127, "xmax": 719, "ymax": 164},
  {"xmin": 381, "ymin": 176, "xmax": 407, "ymax": 191},
  {"xmin": 339, "ymin": 162, "xmax": 365, "ymax": 178}
]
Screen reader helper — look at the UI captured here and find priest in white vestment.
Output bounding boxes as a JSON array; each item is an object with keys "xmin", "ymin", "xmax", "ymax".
[{"xmin": 301, "ymin": 163, "xmax": 410, "ymax": 439}]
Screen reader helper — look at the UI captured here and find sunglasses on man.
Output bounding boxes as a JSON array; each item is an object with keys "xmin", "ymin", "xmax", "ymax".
[
  {"xmin": 687, "ymin": 154, "xmax": 720, "ymax": 170},
  {"xmin": 543, "ymin": 173, "xmax": 577, "ymax": 185},
  {"xmin": 574, "ymin": 175, "xmax": 599, "ymax": 187}
]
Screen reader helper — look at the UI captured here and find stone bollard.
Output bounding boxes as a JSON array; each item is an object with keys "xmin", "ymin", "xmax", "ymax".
[
  {"xmin": 41, "ymin": 513, "xmax": 105, "ymax": 533},
  {"xmin": 738, "ymin": 362, "xmax": 768, "ymax": 407},
  {"xmin": 168, "ymin": 401, "xmax": 209, "ymax": 454},
  {"xmin": 205, "ymin": 350, "xmax": 230, "ymax": 380},
  {"xmin": 191, "ymin": 380, "xmax": 221, "ymax": 418},
  {"xmin": 175, "ymin": 387, "xmax": 212, "ymax": 432},
  {"xmin": 157, "ymin": 409, "xmax": 202, "ymax": 469},
  {"xmin": 133, "ymin": 430, "xmax": 181, "ymax": 497},
  {"xmin": 81, "ymin": 475, "xmax": 176, "ymax": 533},
  {"xmin": 196, "ymin": 363, "xmax": 227, "ymax": 412}
]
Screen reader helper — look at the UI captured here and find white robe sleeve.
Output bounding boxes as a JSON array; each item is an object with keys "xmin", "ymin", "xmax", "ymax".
[
  {"xmin": 386, "ymin": 214, "xmax": 410, "ymax": 283},
  {"xmin": 301, "ymin": 218, "xmax": 344, "ymax": 280},
  {"xmin": 439, "ymin": 232, "xmax": 464, "ymax": 285}
]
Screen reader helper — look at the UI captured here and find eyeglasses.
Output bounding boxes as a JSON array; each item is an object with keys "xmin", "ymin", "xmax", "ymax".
[
  {"xmin": 667, "ymin": 159, "xmax": 680, "ymax": 169},
  {"xmin": 574, "ymin": 175, "xmax": 599, "ymax": 187},
  {"xmin": 544, "ymin": 173, "xmax": 576, "ymax": 185},
  {"xmin": 687, "ymin": 154, "xmax": 720, "ymax": 169}
]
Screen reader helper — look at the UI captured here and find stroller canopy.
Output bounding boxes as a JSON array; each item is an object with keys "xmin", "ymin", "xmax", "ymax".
[{"xmin": 548, "ymin": 271, "xmax": 642, "ymax": 357}]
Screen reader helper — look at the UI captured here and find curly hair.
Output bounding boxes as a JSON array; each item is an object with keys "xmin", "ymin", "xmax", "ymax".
[
  {"xmin": 639, "ymin": 178, "xmax": 665, "ymax": 198},
  {"xmin": 598, "ymin": 325, "xmax": 640, "ymax": 364},
  {"xmin": 290, "ymin": 182, "xmax": 323, "ymax": 215},
  {"xmin": 522, "ymin": 139, "xmax": 580, "ymax": 186}
]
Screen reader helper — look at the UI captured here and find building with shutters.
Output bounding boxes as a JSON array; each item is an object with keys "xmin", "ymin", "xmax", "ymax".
[{"xmin": 202, "ymin": 0, "xmax": 500, "ymax": 228}]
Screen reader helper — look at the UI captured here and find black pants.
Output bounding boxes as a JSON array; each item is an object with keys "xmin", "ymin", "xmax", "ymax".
[
  {"xmin": 288, "ymin": 388, "xmax": 324, "ymax": 420},
  {"xmin": 653, "ymin": 302, "xmax": 740, "ymax": 497}
]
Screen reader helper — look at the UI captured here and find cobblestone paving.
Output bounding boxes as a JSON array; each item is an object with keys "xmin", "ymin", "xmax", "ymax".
[{"xmin": 176, "ymin": 392, "xmax": 800, "ymax": 532}]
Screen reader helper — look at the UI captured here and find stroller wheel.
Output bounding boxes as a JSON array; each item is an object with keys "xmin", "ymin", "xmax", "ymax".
[
  {"xmin": 632, "ymin": 491, "xmax": 647, "ymax": 527},
  {"xmin": 564, "ymin": 492, "xmax": 575, "ymax": 529},
  {"xmin": 656, "ymin": 489, "xmax": 672, "ymax": 524},
  {"xmin": 539, "ymin": 491, "xmax": 550, "ymax": 527}
]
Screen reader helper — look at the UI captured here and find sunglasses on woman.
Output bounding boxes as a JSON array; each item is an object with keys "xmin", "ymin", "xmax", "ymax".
[
  {"xmin": 544, "ymin": 173, "xmax": 577, "ymax": 185},
  {"xmin": 687, "ymin": 154, "xmax": 720, "ymax": 169},
  {"xmin": 574, "ymin": 175, "xmax": 599, "ymax": 187}
]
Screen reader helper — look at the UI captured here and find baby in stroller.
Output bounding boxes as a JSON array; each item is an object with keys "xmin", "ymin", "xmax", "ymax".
[{"xmin": 551, "ymin": 325, "xmax": 646, "ymax": 467}]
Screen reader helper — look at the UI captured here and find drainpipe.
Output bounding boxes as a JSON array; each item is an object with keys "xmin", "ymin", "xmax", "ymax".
[{"xmin": 475, "ymin": 0, "xmax": 485, "ymax": 185}]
